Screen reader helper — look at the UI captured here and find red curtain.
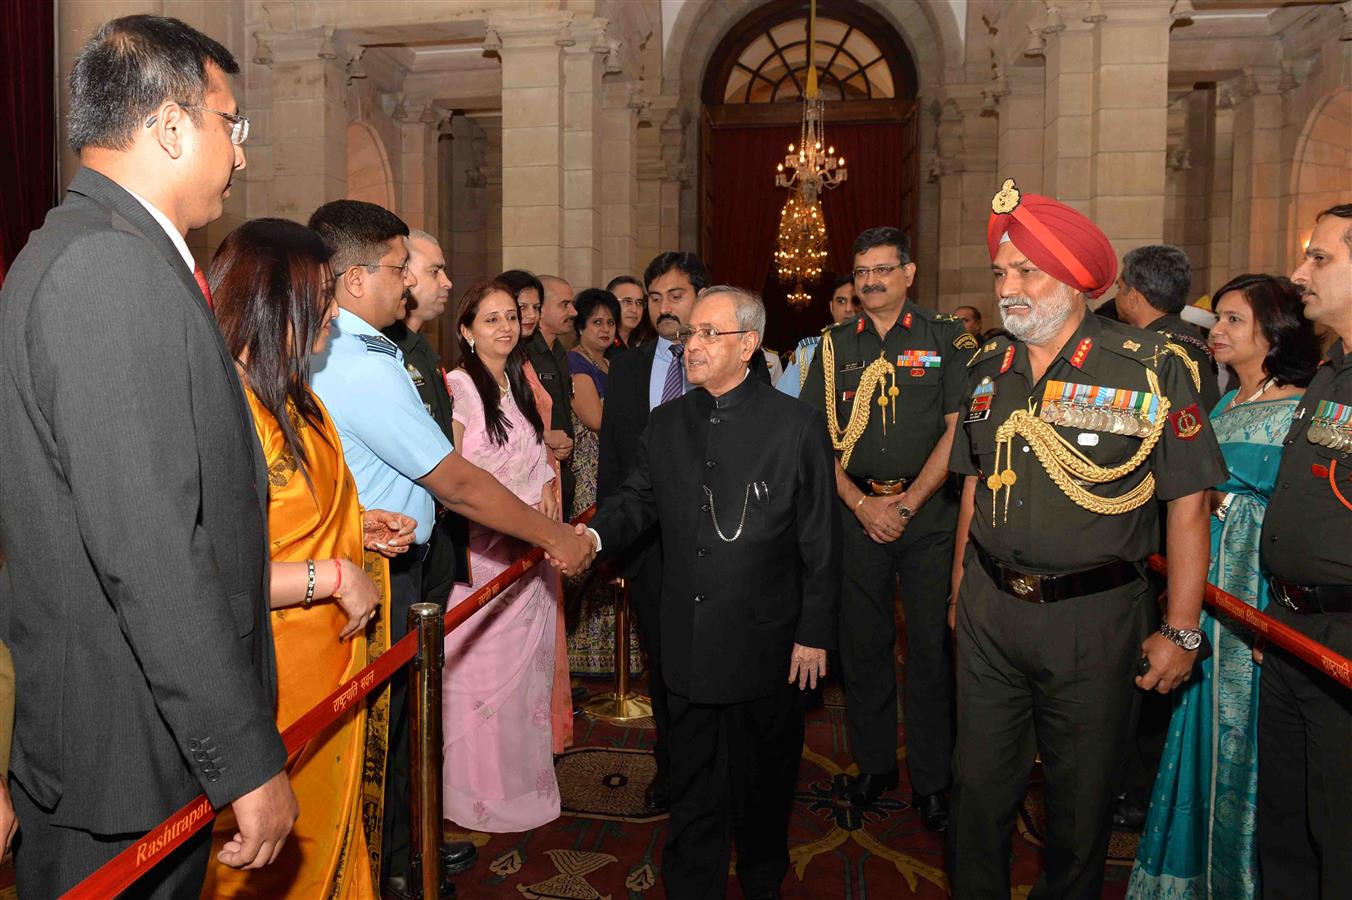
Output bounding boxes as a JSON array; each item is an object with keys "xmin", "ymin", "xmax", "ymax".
[
  {"xmin": 819, "ymin": 122, "xmax": 905, "ymax": 273},
  {"xmin": 705, "ymin": 120, "xmax": 907, "ymax": 352},
  {"xmin": 0, "ymin": 0, "xmax": 56, "ymax": 288},
  {"xmin": 706, "ymin": 124, "xmax": 800, "ymax": 295}
]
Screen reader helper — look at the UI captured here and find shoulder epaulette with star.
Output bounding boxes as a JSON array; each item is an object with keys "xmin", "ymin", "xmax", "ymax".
[{"xmin": 357, "ymin": 334, "xmax": 399, "ymax": 358}]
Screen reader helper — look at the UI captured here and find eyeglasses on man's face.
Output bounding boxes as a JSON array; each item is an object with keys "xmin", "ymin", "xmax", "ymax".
[
  {"xmin": 852, "ymin": 263, "xmax": 904, "ymax": 282},
  {"xmin": 344, "ymin": 262, "xmax": 411, "ymax": 278},
  {"xmin": 618, "ymin": 297, "xmax": 646, "ymax": 309},
  {"xmin": 181, "ymin": 105, "xmax": 250, "ymax": 145},
  {"xmin": 674, "ymin": 324, "xmax": 755, "ymax": 345}
]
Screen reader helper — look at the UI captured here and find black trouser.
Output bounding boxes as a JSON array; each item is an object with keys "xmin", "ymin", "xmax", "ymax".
[
  {"xmin": 662, "ymin": 684, "xmax": 804, "ymax": 900},
  {"xmin": 837, "ymin": 495, "xmax": 955, "ymax": 794},
  {"xmin": 948, "ymin": 556, "xmax": 1150, "ymax": 900},
  {"xmin": 1258, "ymin": 607, "xmax": 1352, "ymax": 899},
  {"xmin": 382, "ymin": 545, "xmax": 428, "ymax": 881},
  {"xmin": 11, "ymin": 778, "xmax": 212, "ymax": 898},
  {"xmin": 421, "ymin": 511, "xmax": 465, "ymax": 606},
  {"xmin": 1119, "ymin": 573, "xmax": 1169, "ymax": 811},
  {"xmin": 630, "ymin": 541, "xmax": 670, "ymax": 786}
]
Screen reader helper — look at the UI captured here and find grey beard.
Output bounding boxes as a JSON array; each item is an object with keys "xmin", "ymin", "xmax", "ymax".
[{"xmin": 1000, "ymin": 285, "xmax": 1076, "ymax": 345}]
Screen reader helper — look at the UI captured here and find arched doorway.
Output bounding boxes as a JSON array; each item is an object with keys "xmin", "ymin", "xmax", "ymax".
[
  {"xmin": 346, "ymin": 122, "xmax": 395, "ymax": 209},
  {"xmin": 1289, "ymin": 89, "xmax": 1352, "ymax": 268},
  {"xmin": 698, "ymin": 0, "xmax": 919, "ymax": 351}
]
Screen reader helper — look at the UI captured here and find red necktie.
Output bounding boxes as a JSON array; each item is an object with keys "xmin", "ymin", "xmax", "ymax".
[{"xmin": 193, "ymin": 264, "xmax": 214, "ymax": 311}]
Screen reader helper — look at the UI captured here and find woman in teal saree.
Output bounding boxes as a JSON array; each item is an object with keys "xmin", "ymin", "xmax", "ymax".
[{"xmin": 1129, "ymin": 274, "xmax": 1321, "ymax": 899}]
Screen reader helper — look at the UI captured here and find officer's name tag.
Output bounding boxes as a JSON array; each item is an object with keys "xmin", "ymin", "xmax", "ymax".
[
  {"xmin": 539, "ymin": 372, "xmax": 556, "ymax": 381},
  {"xmin": 1077, "ymin": 432, "xmax": 1099, "ymax": 447},
  {"xmin": 840, "ymin": 361, "xmax": 865, "ymax": 373}
]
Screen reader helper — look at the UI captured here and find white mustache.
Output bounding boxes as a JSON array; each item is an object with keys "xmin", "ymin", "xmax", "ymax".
[{"xmin": 1000, "ymin": 297, "xmax": 1032, "ymax": 310}]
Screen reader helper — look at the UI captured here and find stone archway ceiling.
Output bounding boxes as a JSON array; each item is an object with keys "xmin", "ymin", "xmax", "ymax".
[
  {"xmin": 664, "ymin": 0, "xmax": 963, "ymax": 105},
  {"xmin": 723, "ymin": 16, "xmax": 896, "ymax": 103}
]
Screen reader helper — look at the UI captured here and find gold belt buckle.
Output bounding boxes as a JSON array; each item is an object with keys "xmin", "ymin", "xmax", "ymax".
[
  {"xmin": 869, "ymin": 478, "xmax": 907, "ymax": 496},
  {"xmin": 1006, "ymin": 572, "xmax": 1044, "ymax": 603}
]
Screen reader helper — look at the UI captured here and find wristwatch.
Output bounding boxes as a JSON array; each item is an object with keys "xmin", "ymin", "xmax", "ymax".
[
  {"xmin": 896, "ymin": 504, "xmax": 914, "ymax": 520},
  {"xmin": 1160, "ymin": 621, "xmax": 1204, "ymax": 652}
]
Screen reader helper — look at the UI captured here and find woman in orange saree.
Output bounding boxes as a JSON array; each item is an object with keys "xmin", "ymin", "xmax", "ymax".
[{"xmin": 203, "ymin": 219, "xmax": 413, "ymax": 898}]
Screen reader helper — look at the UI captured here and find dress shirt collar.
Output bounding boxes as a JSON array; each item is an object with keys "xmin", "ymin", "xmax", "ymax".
[
  {"xmin": 122, "ymin": 186, "xmax": 195, "ymax": 273},
  {"xmin": 656, "ymin": 334, "xmax": 679, "ymax": 359},
  {"xmin": 336, "ymin": 307, "xmax": 391, "ymax": 340}
]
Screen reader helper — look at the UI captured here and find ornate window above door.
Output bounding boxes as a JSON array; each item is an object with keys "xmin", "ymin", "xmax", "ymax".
[{"xmin": 723, "ymin": 17, "xmax": 894, "ymax": 104}]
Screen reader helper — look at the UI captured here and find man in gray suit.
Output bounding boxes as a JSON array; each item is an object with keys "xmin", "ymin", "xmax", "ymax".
[{"xmin": 0, "ymin": 16, "xmax": 295, "ymax": 895}]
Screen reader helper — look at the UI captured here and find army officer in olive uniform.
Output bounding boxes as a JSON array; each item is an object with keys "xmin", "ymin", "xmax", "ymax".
[
  {"xmin": 1257, "ymin": 203, "xmax": 1352, "ymax": 899},
  {"xmin": 946, "ymin": 181, "xmax": 1227, "ymax": 900},
  {"xmin": 382, "ymin": 228, "xmax": 469, "ymax": 607},
  {"xmin": 801, "ymin": 226, "xmax": 976, "ymax": 830}
]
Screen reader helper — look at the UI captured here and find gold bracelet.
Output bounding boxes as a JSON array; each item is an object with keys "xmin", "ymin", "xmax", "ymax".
[
  {"xmin": 853, "ymin": 493, "xmax": 868, "ymax": 512},
  {"xmin": 303, "ymin": 559, "xmax": 316, "ymax": 609}
]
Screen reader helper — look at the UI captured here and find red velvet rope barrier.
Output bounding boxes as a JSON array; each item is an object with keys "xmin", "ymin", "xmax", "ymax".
[
  {"xmin": 63, "ymin": 509, "xmax": 594, "ymax": 899},
  {"xmin": 1147, "ymin": 554, "xmax": 1352, "ymax": 691}
]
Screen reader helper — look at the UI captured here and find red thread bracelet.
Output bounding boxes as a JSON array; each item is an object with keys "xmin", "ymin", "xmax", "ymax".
[{"xmin": 333, "ymin": 558, "xmax": 343, "ymax": 595}]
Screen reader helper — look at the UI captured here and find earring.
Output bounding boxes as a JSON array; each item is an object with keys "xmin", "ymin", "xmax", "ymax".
[{"xmin": 467, "ymin": 337, "xmax": 476, "ymax": 352}]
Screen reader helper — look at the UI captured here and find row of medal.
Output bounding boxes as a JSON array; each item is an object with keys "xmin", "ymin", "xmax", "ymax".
[
  {"xmin": 1038, "ymin": 380, "xmax": 1160, "ymax": 437},
  {"xmin": 1307, "ymin": 400, "xmax": 1352, "ymax": 452}
]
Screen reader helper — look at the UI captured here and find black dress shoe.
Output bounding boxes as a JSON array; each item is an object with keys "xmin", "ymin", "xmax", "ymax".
[
  {"xmin": 384, "ymin": 872, "xmax": 457, "ymax": 900},
  {"xmin": 1112, "ymin": 793, "xmax": 1147, "ymax": 832},
  {"xmin": 644, "ymin": 774, "xmax": 670, "ymax": 811},
  {"xmin": 846, "ymin": 769, "xmax": 899, "ymax": 806},
  {"xmin": 912, "ymin": 790, "xmax": 949, "ymax": 832},
  {"xmin": 441, "ymin": 839, "xmax": 478, "ymax": 875}
]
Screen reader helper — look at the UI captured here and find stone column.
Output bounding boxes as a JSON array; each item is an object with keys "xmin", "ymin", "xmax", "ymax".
[
  {"xmin": 1227, "ymin": 70, "xmax": 1285, "ymax": 274},
  {"xmin": 491, "ymin": 12, "xmax": 569, "ymax": 276},
  {"xmin": 447, "ymin": 114, "xmax": 488, "ymax": 294},
  {"xmin": 1090, "ymin": 6, "xmax": 1171, "ymax": 255},
  {"xmin": 933, "ymin": 91, "xmax": 998, "ymax": 313},
  {"xmin": 562, "ymin": 18, "xmax": 610, "ymax": 287},
  {"xmin": 1041, "ymin": 3, "xmax": 1172, "ymax": 256},
  {"xmin": 255, "ymin": 27, "xmax": 347, "ymax": 225},
  {"xmin": 600, "ymin": 82, "xmax": 641, "ymax": 284},
  {"xmin": 393, "ymin": 97, "xmax": 438, "ymax": 233},
  {"xmin": 1204, "ymin": 97, "xmax": 1235, "ymax": 297}
]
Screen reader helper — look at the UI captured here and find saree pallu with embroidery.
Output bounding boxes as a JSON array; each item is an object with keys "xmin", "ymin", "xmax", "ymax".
[{"xmin": 203, "ymin": 389, "xmax": 389, "ymax": 898}]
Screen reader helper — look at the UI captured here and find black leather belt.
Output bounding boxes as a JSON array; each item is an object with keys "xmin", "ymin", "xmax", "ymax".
[
  {"xmin": 1269, "ymin": 578, "xmax": 1352, "ymax": 614},
  {"xmin": 848, "ymin": 474, "xmax": 910, "ymax": 497},
  {"xmin": 974, "ymin": 544, "xmax": 1141, "ymax": 604}
]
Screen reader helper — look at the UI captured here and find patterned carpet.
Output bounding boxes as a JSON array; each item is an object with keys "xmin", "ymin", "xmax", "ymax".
[
  {"xmin": 0, "ymin": 657, "xmax": 1136, "ymax": 898},
  {"xmin": 445, "ymin": 680, "xmax": 1134, "ymax": 899}
]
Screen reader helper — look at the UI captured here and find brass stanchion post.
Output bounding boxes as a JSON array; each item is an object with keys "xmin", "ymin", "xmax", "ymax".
[
  {"xmin": 582, "ymin": 578, "xmax": 653, "ymax": 721},
  {"xmin": 408, "ymin": 602, "xmax": 444, "ymax": 899}
]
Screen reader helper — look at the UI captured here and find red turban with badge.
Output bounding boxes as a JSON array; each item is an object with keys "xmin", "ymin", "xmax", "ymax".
[{"xmin": 986, "ymin": 179, "xmax": 1117, "ymax": 299}]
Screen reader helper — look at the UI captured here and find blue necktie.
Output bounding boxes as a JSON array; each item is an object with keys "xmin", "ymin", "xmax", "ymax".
[{"xmin": 659, "ymin": 343, "xmax": 684, "ymax": 405}]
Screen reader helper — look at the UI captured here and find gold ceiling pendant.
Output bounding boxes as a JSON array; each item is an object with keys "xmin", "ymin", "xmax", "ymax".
[{"xmin": 774, "ymin": 0, "xmax": 847, "ymax": 308}]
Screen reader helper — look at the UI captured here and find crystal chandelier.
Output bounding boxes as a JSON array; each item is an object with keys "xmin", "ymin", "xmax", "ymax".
[{"xmin": 774, "ymin": 0, "xmax": 847, "ymax": 307}]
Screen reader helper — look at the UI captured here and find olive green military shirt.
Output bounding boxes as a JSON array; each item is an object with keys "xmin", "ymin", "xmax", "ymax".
[
  {"xmin": 382, "ymin": 321, "xmax": 454, "ymax": 442},
  {"xmin": 1262, "ymin": 341, "xmax": 1352, "ymax": 585},
  {"xmin": 950, "ymin": 312, "xmax": 1227, "ymax": 574},
  {"xmin": 527, "ymin": 330, "xmax": 574, "ymax": 436},
  {"xmin": 802, "ymin": 301, "xmax": 975, "ymax": 480},
  {"xmin": 1144, "ymin": 312, "xmax": 1221, "ymax": 414}
]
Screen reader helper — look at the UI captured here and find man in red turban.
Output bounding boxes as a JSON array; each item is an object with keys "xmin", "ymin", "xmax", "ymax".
[
  {"xmin": 944, "ymin": 180, "xmax": 1225, "ymax": 898},
  {"xmin": 986, "ymin": 178, "xmax": 1117, "ymax": 299}
]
